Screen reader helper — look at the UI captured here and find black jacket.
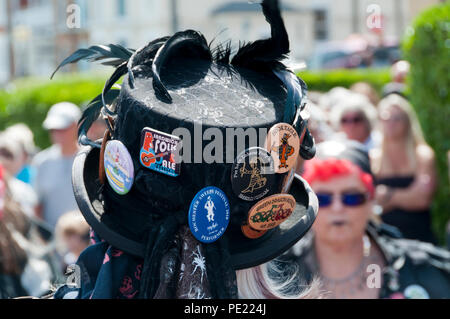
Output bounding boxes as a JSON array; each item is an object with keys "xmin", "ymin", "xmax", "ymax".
[{"xmin": 283, "ymin": 222, "xmax": 450, "ymax": 299}]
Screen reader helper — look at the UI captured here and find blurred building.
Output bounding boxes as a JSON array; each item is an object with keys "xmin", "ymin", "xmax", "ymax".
[{"xmin": 0, "ymin": 0, "xmax": 443, "ymax": 86}]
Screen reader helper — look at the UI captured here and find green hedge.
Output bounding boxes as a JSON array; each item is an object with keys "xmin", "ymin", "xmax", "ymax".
[
  {"xmin": 403, "ymin": 2, "xmax": 450, "ymax": 244},
  {"xmin": 297, "ymin": 68, "xmax": 391, "ymax": 94},
  {"xmin": 0, "ymin": 74, "xmax": 107, "ymax": 149}
]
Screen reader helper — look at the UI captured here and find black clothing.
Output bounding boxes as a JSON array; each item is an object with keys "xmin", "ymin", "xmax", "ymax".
[
  {"xmin": 376, "ymin": 176, "xmax": 436, "ymax": 244},
  {"xmin": 0, "ymin": 275, "xmax": 27, "ymax": 299}
]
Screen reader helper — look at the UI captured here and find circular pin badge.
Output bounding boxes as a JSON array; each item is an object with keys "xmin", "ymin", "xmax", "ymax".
[
  {"xmin": 248, "ymin": 194, "xmax": 296, "ymax": 231},
  {"xmin": 231, "ymin": 147, "xmax": 276, "ymax": 202},
  {"xmin": 404, "ymin": 285, "xmax": 430, "ymax": 299},
  {"xmin": 104, "ymin": 140, "xmax": 134, "ymax": 195},
  {"xmin": 265, "ymin": 123, "xmax": 300, "ymax": 174},
  {"xmin": 189, "ymin": 187, "xmax": 230, "ymax": 244},
  {"xmin": 241, "ymin": 222, "xmax": 267, "ymax": 239}
]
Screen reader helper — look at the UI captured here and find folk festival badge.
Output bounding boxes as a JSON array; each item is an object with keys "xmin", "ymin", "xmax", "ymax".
[
  {"xmin": 140, "ymin": 128, "xmax": 182, "ymax": 177},
  {"xmin": 231, "ymin": 147, "xmax": 276, "ymax": 202},
  {"xmin": 265, "ymin": 123, "xmax": 300, "ymax": 174},
  {"xmin": 189, "ymin": 187, "xmax": 230, "ymax": 244}
]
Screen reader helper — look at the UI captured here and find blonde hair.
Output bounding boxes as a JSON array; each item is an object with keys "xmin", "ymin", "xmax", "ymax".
[
  {"xmin": 56, "ymin": 211, "xmax": 90, "ymax": 239},
  {"xmin": 55, "ymin": 211, "xmax": 90, "ymax": 254},
  {"xmin": 377, "ymin": 94, "xmax": 426, "ymax": 172},
  {"xmin": 236, "ymin": 260, "xmax": 323, "ymax": 299}
]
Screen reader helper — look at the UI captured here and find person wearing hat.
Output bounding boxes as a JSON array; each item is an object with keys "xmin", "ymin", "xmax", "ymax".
[
  {"xmin": 284, "ymin": 140, "xmax": 450, "ymax": 299},
  {"xmin": 32, "ymin": 102, "xmax": 81, "ymax": 230},
  {"xmin": 51, "ymin": 0, "xmax": 320, "ymax": 299}
]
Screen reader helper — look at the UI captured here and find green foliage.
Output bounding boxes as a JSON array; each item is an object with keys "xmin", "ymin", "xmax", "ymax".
[
  {"xmin": 403, "ymin": 2, "xmax": 450, "ymax": 244},
  {"xmin": 0, "ymin": 74, "xmax": 107, "ymax": 149},
  {"xmin": 297, "ymin": 68, "xmax": 391, "ymax": 94}
]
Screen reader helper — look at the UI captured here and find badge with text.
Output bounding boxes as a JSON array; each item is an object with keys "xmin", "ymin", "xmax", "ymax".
[
  {"xmin": 241, "ymin": 222, "xmax": 268, "ymax": 239},
  {"xmin": 189, "ymin": 187, "xmax": 230, "ymax": 244},
  {"xmin": 231, "ymin": 147, "xmax": 276, "ymax": 202},
  {"xmin": 140, "ymin": 128, "xmax": 181, "ymax": 177},
  {"xmin": 265, "ymin": 123, "xmax": 300, "ymax": 174},
  {"xmin": 104, "ymin": 140, "xmax": 134, "ymax": 195},
  {"xmin": 247, "ymin": 194, "xmax": 296, "ymax": 231}
]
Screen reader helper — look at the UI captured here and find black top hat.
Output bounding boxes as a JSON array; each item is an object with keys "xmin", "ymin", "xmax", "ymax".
[{"xmin": 53, "ymin": 0, "xmax": 318, "ymax": 298}]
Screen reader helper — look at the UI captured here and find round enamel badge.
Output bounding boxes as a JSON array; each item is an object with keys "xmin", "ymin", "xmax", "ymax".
[
  {"xmin": 189, "ymin": 187, "xmax": 230, "ymax": 244},
  {"xmin": 265, "ymin": 123, "xmax": 300, "ymax": 174},
  {"xmin": 104, "ymin": 140, "xmax": 134, "ymax": 195},
  {"xmin": 231, "ymin": 147, "xmax": 276, "ymax": 202},
  {"xmin": 241, "ymin": 222, "xmax": 267, "ymax": 239},
  {"xmin": 248, "ymin": 194, "xmax": 296, "ymax": 231},
  {"xmin": 404, "ymin": 285, "xmax": 430, "ymax": 299}
]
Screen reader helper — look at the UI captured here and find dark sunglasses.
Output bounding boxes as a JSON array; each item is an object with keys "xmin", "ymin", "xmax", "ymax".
[
  {"xmin": 316, "ymin": 192, "xmax": 369, "ymax": 208},
  {"xmin": 341, "ymin": 116, "xmax": 364, "ymax": 125}
]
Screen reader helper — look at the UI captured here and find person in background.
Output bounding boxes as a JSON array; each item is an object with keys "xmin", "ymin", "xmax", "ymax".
[
  {"xmin": 286, "ymin": 140, "xmax": 450, "ymax": 299},
  {"xmin": 382, "ymin": 60, "xmax": 410, "ymax": 98},
  {"xmin": 350, "ymin": 82, "xmax": 380, "ymax": 107},
  {"xmin": 32, "ymin": 102, "xmax": 81, "ymax": 230},
  {"xmin": 55, "ymin": 211, "xmax": 91, "ymax": 271},
  {"xmin": 87, "ymin": 118, "xmax": 108, "ymax": 142},
  {"xmin": 330, "ymin": 93, "xmax": 380, "ymax": 151},
  {"xmin": 4, "ymin": 124, "xmax": 37, "ymax": 185},
  {"xmin": 370, "ymin": 94, "xmax": 437, "ymax": 244},
  {"xmin": 306, "ymin": 102, "xmax": 334, "ymax": 144},
  {"xmin": 0, "ymin": 164, "xmax": 57, "ymax": 298},
  {"xmin": 0, "ymin": 134, "xmax": 38, "ymax": 218}
]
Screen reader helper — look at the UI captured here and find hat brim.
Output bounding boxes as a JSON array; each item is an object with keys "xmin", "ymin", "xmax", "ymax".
[
  {"xmin": 43, "ymin": 117, "xmax": 73, "ymax": 130},
  {"xmin": 73, "ymin": 145, "xmax": 318, "ymax": 270}
]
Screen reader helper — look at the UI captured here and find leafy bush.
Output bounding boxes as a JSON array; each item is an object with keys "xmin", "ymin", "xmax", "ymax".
[
  {"xmin": 403, "ymin": 2, "xmax": 450, "ymax": 244},
  {"xmin": 0, "ymin": 74, "xmax": 107, "ymax": 149},
  {"xmin": 297, "ymin": 68, "xmax": 391, "ymax": 94}
]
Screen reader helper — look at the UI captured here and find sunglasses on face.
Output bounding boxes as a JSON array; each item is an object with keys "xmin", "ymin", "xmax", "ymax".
[
  {"xmin": 341, "ymin": 116, "xmax": 364, "ymax": 125},
  {"xmin": 380, "ymin": 114, "xmax": 405, "ymax": 123},
  {"xmin": 316, "ymin": 192, "xmax": 369, "ymax": 208}
]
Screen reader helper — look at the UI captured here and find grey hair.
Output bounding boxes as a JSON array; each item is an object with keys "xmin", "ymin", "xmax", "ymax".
[
  {"xmin": 236, "ymin": 260, "xmax": 324, "ymax": 299},
  {"xmin": 330, "ymin": 93, "xmax": 377, "ymax": 131}
]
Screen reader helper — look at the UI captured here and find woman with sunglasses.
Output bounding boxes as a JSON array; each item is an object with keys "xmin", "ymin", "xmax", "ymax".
[
  {"xmin": 371, "ymin": 94, "xmax": 437, "ymax": 244},
  {"xmin": 330, "ymin": 93, "xmax": 379, "ymax": 151},
  {"xmin": 286, "ymin": 140, "xmax": 450, "ymax": 299}
]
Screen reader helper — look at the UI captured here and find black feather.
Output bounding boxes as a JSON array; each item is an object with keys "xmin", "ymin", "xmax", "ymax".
[
  {"xmin": 78, "ymin": 89, "xmax": 120, "ymax": 140},
  {"xmin": 231, "ymin": 0, "xmax": 289, "ymax": 71},
  {"xmin": 127, "ymin": 36, "xmax": 171, "ymax": 89},
  {"xmin": 151, "ymin": 30, "xmax": 212, "ymax": 103},
  {"xmin": 212, "ymin": 41, "xmax": 232, "ymax": 65},
  {"xmin": 102, "ymin": 62, "xmax": 128, "ymax": 115},
  {"xmin": 51, "ymin": 44, "xmax": 133, "ymax": 79}
]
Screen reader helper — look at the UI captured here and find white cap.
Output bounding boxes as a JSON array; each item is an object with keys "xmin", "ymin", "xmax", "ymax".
[{"xmin": 43, "ymin": 102, "xmax": 82, "ymax": 130}]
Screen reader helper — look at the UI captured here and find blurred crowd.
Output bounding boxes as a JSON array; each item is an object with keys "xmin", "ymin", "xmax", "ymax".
[{"xmin": 0, "ymin": 60, "xmax": 448, "ymax": 299}]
